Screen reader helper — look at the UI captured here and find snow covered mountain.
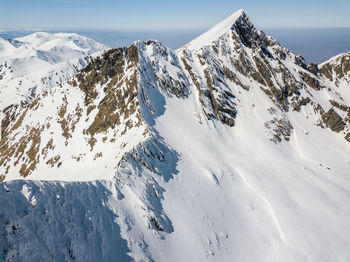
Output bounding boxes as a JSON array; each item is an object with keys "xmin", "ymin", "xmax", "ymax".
[
  {"xmin": 1, "ymin": 10, "xmax": 350, "ymax": 262},
  {"xmin": 0, "ymin": 32, "xmax": 108, "ymax": 112}
]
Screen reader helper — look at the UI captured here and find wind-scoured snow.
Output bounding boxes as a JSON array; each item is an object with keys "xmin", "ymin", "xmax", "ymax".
[{"xmin": 0, "ymin": 9, "xmax": 350, "ymax": 262}]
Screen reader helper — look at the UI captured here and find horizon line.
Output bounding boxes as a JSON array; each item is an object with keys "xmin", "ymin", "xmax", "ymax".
[{"xmin": 1, "ymin": 26, "xmax": 350, "ymax": 33}]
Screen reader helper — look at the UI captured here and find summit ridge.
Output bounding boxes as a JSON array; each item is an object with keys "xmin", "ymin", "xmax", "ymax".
[{"xmin": 184, "ymin": 9, "xmax": 246, "ymax": 50}]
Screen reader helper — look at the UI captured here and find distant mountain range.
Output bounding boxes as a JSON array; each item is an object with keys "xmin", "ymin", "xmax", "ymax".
[
  {"xmin": 0, "ymin": 10, "xmax": 349, "ymax": 262},
  {"xmin": 0, "ymin": 32, "xmax": 107, "ymax": 111},
  {"xmin": 2, "ymin": 26, "xmax": 350, "ymax": 64}
]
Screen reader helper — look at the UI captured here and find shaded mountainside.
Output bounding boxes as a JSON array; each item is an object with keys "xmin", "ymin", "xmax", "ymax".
[
  {"xmin": 0, "ymin": 181, "xmax": 132, "ymax": 262},
  {"xmin": 1, "ymin": 10, "xmax": 350, "ymax": 262}
]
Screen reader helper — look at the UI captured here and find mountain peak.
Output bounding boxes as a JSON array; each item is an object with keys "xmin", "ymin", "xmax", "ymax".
[
  {"xmin": 183, "ymin": 9, "xmax": 247, "ymax": 50},
  {"xmin": 2, "ymin": 11, "xmax": 350, "ymax": 262}
]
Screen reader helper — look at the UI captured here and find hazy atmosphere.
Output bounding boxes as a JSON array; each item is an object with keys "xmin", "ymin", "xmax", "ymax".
[
  {"xmin": 1, "ymin": 0, "xmax": 349, "ymax": 63},
  {"xmin": 1, "ymin": 27, "xmax": 350, "ymax": 64},
  {"xmin": 1, "ymin": 0, "xmax": 350, "ymax": 29}
]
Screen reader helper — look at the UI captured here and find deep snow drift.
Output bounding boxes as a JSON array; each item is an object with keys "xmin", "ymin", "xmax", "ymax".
[{"xmin": 0, "ymin": 10, "xmax": 350, "ymax": 262}]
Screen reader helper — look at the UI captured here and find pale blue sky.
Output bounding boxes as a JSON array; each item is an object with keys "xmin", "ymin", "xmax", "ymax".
[{"xmin": 1, "ymin": 0, "xmax": 350, "ymax": 30}]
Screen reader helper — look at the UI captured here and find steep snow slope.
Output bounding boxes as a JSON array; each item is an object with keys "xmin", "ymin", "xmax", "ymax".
[
  {"xmin": 1, "ymin": 10, "xmax": 350, "ymax": 262},
  {"xmin": 0, "ymin": 32, "xmax": 108, "ymax": 112},
  {"xmin": 185, "ymin": 9, "xmax": 245, "ymax": 50}
]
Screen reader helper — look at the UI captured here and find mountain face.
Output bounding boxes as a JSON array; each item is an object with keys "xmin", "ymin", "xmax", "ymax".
[{"xmin": 1, "ymin": 10, "xmax": 350, "ymax": 262}]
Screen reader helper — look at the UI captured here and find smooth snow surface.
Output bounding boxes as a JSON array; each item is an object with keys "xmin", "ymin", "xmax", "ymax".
[{"xmin": 151, "ymin": 85, "xmax": 350, "ymax": 262}]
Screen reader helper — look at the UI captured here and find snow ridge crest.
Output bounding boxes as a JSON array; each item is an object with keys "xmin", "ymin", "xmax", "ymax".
[{"xmin": 184, "ymin": 9, "xmax": 249, "ymax": 50}]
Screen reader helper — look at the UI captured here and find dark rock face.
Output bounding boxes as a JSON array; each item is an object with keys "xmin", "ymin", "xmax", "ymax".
[
  {"xmin": 300, "ymin": 71, "xmax": 324, "ymax": 90},
  {"xmin": 308, "ymin": 63, "xmax": 320, "ymax": 75},
  {"xmin": 345, "ymin": 132, "xmax": 350, "ymax": 142},
  {"xmin": 76, "ymin": 45, "xmax": 141, "ymax": 138},
  {"xmin": 322, "ymin": 108, "xmax": 346, "ymax": 133},
  {"xmin": 180, "ymin": 48, "xmax": 238, "ymax": 127},
  {"xmin": 233, "ymin": 12, "xmax": 260, "ymax": 49},
  {"xmin": 320, "ymin": 52, "xmax": 350, "ymax": 83},
  {"xmin": 294, "ymin": 55, "xmax": 308, "ymax": 70}
]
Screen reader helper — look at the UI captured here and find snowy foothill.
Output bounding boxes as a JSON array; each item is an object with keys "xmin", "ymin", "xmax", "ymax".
[{"xmin": 0, "ymin": 32, "xmax": 108, "ymax": 113}]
